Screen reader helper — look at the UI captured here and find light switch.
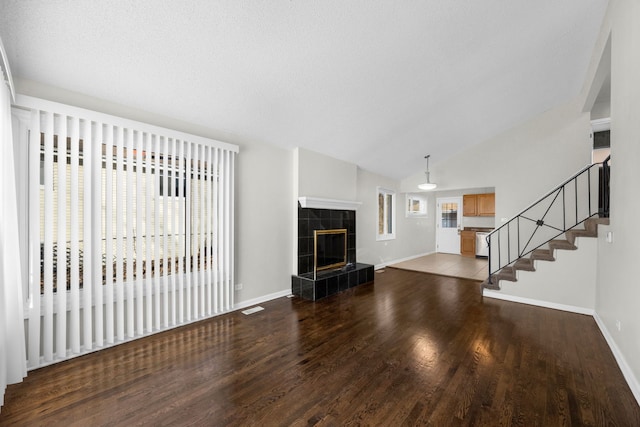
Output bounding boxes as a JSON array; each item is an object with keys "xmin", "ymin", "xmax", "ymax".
[{"xmin": 606, "ymin": 231, "xmax": 614, "ymax": 243}]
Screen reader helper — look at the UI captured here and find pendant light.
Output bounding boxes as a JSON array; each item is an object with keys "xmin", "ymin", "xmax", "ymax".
[{"xmin": 418, "ymin": 155, "xmax": 437, "ymax": 190}]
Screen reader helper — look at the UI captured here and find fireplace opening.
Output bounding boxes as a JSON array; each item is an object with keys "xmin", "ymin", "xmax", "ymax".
[{"xmin": 314, "ymin": 228, "xmax": 347, "ymax": 275}]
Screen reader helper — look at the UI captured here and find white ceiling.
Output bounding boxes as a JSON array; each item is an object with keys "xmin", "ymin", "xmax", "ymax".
[{"xmin": 0, "ymin": 0, "xmax": 608, "ymax": 180}]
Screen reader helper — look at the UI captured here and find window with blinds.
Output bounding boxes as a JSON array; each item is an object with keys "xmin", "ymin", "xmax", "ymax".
[{"xmin": 15, "ymin": 96, "xmax": 238, "ymax": 369}]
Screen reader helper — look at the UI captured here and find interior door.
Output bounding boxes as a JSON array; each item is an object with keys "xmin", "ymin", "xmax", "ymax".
[{"xmin": 436, "ymin": 197, "xmax": 462, "ymax": 254}]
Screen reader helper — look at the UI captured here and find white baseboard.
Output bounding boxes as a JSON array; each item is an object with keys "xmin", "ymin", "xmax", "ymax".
[
  {"xmin": 593, "ymin": 312, "xmax": 640, "ymax": 405},
  {"xmin": 374, "ymin": 251, "xmax": 435, "ymax": 270},
  {"xmin": 482, "ymin": 290, "xmax": 595, "ymax": 316},
  {"xmin": 234, "ymin": 289, "xmax": 291, "ymax": 311}
]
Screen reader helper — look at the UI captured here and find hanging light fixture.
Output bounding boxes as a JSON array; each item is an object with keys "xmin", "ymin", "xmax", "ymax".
[{"xmin": 418, "ymin": 155, "xmax": 437, "ymax": 190}]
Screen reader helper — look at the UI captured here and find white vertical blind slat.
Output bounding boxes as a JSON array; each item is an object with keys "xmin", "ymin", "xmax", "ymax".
[
  {"xmin": 115, "ymin": 126, "xmax": 125, "ymax": 341},
  {"xmin": 224, "ymin": 151, "xmax": 232, "ymax": 310},
  {"xmin": 218, "ymin": 152, "xmax": 227, "ymax": 311},
  {"xmin": 27, "ymin": 109, "xmax": 41, "ymax": 367},
  {"xmin": 104, "ymin": 124, "xmax": 114, "ymax": 344},
  {"xmin": 199, "ymin": 145, "xmax": 206, "ymax": 317},
  {"xmin": 192, "ymin": 143, "xmax": 199, "ymax": 319},
  {"xmin": 162, "ymin": 136, "xmax": 169, "ymax": 328},
  {"xmin": 125, "ymin": 130, "xmax": 135, "ymax": 338},
  {"xmin": 153, "ymin": 135, "xmax": 161, "ymax": 330},
  {"xmin": 171, "ymin": 138, "xmax": 182, "ymax": 325},
  {"xmin": 81, "ymin": 118, "xmax": 93, "ymax": 351},
  {"xmin": 229, "ymin": 152, "xmax": 235, "ymax": 309},
  {"xmin": 206, "ymin": 146, "xmax": 213, "ymax": 316},
  {"xmin": 177, "ymin": 140, "xmax": 184, "ymax": 323},
  {"xmin": 43, "ymin": 111, "xmax": 54, "ymax": 362},
  {"xmin": 213, "ymin": 148, "xmax": 219, "ymax": 313},
  {"xmin": 135, "ymin": 130, "xmax": 144, "ymax": 335},
  {"xmin": 170, "ymin": 138, "xmax": 177, "ymax": 326},
  {"xmin": 56, "ymin": 115, "xmax": 68, "ymax": 359},
  {"xmin": 92, "ymin": 122, "xmax": 103, "ymax": 348},
  {"xmin": 184, "ymin": 142, "xmax": 192, "ymax": 322},
  {"xmin": 69, "ymin": 116, "xmax": 80, "ymax": 354},
  {"xmin": 144, "ymin": 133, "xmax": 153, "ymax": 333},
  {"xmin": 223, "ymin": 151, "xmax": 230, "ymax": 310}
]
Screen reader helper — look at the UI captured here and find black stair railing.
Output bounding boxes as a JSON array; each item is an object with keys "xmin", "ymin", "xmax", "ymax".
[
  {"xmin": 487, "ymin": 159, "xmax": 610, "ymax": 283},
  {"xmin": 599, "ymin": 155, "xmax": 611, "ymax": 218}
]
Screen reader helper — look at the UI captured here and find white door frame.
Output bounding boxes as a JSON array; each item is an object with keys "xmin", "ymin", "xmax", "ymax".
[{"xmin": 436, "ymin": 196, "xmax": 462, "ymax": 254}]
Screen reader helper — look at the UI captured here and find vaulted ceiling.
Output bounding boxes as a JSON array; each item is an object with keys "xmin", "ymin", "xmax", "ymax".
[{"xmin": 0, "ymin": 0, "xmax": 608, "ymax": 180}]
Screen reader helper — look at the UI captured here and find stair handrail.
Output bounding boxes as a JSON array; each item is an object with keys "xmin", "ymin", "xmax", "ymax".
[
  {"xmin": 486, "ymin": 160, "xmax": 609, "ymax": 283},
  {"xmin": 487, "ymin": 162, "xmax": 594, "ymax": 239}
]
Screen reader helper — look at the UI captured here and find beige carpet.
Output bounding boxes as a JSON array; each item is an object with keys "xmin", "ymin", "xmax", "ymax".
[{"xmin": 389, "ymin": 253, "xmax": 488, "ymax": 281}]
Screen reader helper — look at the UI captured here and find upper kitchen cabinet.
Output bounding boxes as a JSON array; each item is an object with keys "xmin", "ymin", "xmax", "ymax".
[
  {"xmin": 463, "ymin": 195, "xmax": 477, "ymax": 216},
  {"xmin": 477, "ymin": 193, "xmax": 495, "ymax": 216},
  {"xmin": 463, "ymin": 193, "xmax": 495, "ymax": 217}
]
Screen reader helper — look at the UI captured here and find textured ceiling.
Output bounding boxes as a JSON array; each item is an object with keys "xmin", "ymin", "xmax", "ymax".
[{"xmin": 0, "ymin": 0, "xmax": 608, "ymax": 180}]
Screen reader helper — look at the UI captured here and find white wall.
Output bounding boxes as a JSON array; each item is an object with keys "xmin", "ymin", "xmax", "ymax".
[
  {"xmin": 486, "ymin": 236, "xmax": 597, "ymax": 312},
  {"xmin": 591, "ymin": 101, "xmax": 611, "ymax": 120},
  {"xmin": 401, "ymin": 100, "xmax": 593, "ymax": 227},
  {"xmin": 235, "ymin": 140, "xmax": 293, "ymax": 301},
  {"xmin": 587, "ymin": 0, "xmax": 640, "ymax": 399},
  {"xmin": 296, "ymin": 147, "xmax": 357, "ymax": 201},
  {"xmin": 356, "ymin": 168, "xmax": 431, "ymax": 268}
]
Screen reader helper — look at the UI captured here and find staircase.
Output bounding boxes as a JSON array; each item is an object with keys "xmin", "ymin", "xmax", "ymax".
[
  {"xmin": 482, "ymin": 157, "xmax": 610, "ymax": 290},
  {"xmin": 482, "ymin": 217, "xmax": 609, "ymax": 290}
]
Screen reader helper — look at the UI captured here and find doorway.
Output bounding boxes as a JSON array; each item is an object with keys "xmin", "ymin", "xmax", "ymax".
[{"xmin": 436, "ymin": 197, "xmax": 462, "ymax": 254}]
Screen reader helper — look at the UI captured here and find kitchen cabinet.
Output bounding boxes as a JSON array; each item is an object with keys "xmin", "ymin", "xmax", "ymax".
[
  {"xmin": 463, "ymin": 193, "xmax": 495, "ymax": 217},
  {"xmin": 477, "ymin": 193, "xmax": 495, "ymax": 216},
  {"xmin": 463, "ymin": 195, "xmax": 477, "ymax": 216},
  {"xmin": 460, "ymin": 230, "xmax": 476, "ymax": 257}
]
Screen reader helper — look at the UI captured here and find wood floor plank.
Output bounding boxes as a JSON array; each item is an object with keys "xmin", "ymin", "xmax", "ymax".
[{"xmin": 1, "ymin": 268, "xmax": 638, "ymax": 426}]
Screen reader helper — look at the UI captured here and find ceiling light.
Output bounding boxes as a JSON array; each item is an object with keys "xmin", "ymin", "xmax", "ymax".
[{"xmin": 418, "ymin": 155, "xmax": 437, "ymax": 190}]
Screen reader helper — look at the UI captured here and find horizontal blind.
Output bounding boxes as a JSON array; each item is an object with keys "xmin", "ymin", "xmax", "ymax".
[{"xmin": 16, "ymin": 96, "xmax": 237, "ymax": 369}]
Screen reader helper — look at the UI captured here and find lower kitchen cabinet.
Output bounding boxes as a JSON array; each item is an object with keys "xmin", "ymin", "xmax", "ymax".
[{"xmin": 460, "ymin": 230, "xmax": 476, "ymax": 257}]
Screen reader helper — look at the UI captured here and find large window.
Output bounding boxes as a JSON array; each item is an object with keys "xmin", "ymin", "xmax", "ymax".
[
  {"xmin": 377, "ymin": 187, "xmax": 396, "ymax": 241},
  {"xmin": 14, "ymin": 96, "xmax": 238, "ymax": 369}
]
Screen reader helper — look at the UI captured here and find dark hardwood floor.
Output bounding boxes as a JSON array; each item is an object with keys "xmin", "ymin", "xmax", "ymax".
[{"xmin": 1, "ymin": 269, "xmax": 638, "ymax": 426}]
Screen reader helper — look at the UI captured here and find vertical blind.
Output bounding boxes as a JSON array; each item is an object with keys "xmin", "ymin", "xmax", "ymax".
[{"xmin": 17, "ymin": 96, "xmax": 237, "ymax": 369}]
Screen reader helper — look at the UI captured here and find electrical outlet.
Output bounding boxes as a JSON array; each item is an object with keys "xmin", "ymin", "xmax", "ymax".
[
  {"xmin": 616, "ymin": 320, "xmax": 622, "ymax": 331},
  {"xmin": 234, "ymin": 283, "xmax": 243, "ymax": 291}
]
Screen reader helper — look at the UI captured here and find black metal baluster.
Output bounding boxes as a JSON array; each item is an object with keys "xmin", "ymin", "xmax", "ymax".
[
  {"xmin": 517, "ymin": 216, "xmax": 521, "ymax": 258},
  {"xmin": 507, "ymin": 221, "xmax": 511, "ymax": 266},
  {"xmin": 562, "ymin": 185, "xmax": 566, "ymax": 230},
  {"xmin": 498, "ymin": 229, "xmax": 501, "ymax": 272},
  {"xmin": 588, "ymin": 167, "xmax": 592, "ymax": 216},
  {"xmin": 575, "ymin": 178, "xmax": 578, "ymax": 225}
]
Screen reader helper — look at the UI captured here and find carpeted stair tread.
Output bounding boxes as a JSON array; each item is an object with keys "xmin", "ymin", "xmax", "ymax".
[
  {"xmin": 565, "ymin": 229, "xmax": 598, "ymax": 245},
  {"xmin": 481, "ymin": 277, "xmax": 501, "ymax": 290},
  {"xmin": 530, "ymin": 249, "xmax": 555, "ymax": 261},
  {"xmin": 549, "ymin": 239, "xmax": 577, "ymax": 251},
  {"xmin": 513, "ymin": 258, "xmax": 535, "ymax": 271},
  {"xmin": 494, "ymin": 266, "xmax": 517, "ymax": 282}
]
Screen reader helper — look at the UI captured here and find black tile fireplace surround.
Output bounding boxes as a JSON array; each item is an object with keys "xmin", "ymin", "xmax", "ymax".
[
  {"xmin": 292, "ymin": 205, "xmax": 374, "ymax": 301},
  {"xmin": 297, "ymin": 207, "xmax": 356, "ymax": 275}
]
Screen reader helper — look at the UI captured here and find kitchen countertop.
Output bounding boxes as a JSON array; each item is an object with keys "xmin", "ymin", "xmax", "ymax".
[{"xmin": 462, "ymin": 227, "xmax": 494, "ymax": 232}]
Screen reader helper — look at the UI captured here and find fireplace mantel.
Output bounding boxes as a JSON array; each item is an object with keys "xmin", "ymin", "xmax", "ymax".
[{"xmin": 298, "ymin": 197, "xmax": 362, "ymax": 211}]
